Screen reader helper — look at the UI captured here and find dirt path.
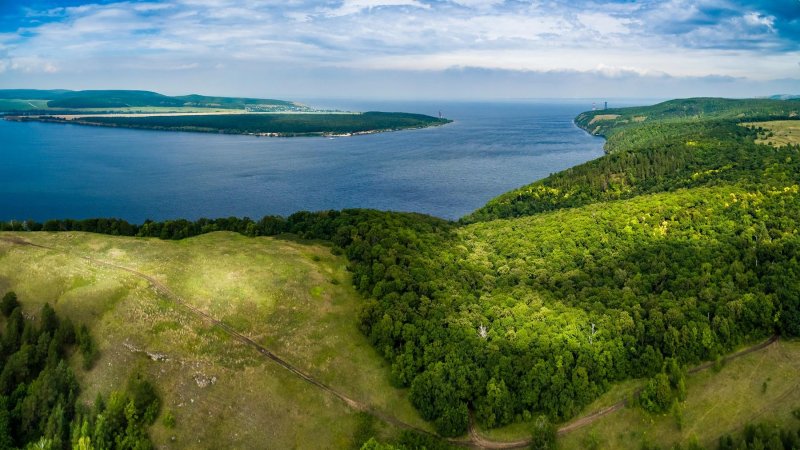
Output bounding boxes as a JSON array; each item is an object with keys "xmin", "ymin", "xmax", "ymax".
[{"xmin": 0, "ymin": 235, "xmax": 782, "ymax": 449}]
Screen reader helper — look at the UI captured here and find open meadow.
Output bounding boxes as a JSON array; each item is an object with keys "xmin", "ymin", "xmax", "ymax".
[
  {"xmin": 745, "ymin": 120, "xmax": 800, "ymax": 148},
  {"xmin": 0, "ymin": 231, "xmax": 430, "ymax": 449}
]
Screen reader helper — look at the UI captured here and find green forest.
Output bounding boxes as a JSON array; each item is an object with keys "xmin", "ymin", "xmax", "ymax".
[
  {"xmin": 3, "ymin": 97, "xmax": 800, "ymax": 442},
  {"xmin": 0, "ymin": 292, "xmax": 161, "ymax": 449},
  {"xmin": 33, "ymin": 111, "xmax": 450, "ymax": 136},
  {"xmin": 464, "ymin": 97, "xmax": 800, "ymax": 222}
]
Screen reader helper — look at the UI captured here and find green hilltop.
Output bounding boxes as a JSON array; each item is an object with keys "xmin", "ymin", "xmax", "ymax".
[{"xmin": 0, "ymin": 89, "xmax": 306, "ymax": 111}]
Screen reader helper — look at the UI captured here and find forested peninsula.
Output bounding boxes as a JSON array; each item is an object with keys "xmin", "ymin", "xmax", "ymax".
[
  {"xmin": 0, "ymin": 89, "xmax": 451, "ymax": 136},
  {"xmin": 3, "ymin": 97, "xmax": 800, "ymax": 449}
]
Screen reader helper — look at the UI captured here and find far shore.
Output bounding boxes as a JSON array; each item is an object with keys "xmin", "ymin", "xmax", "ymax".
[
  {"xmin": 4, "ymin": 112, "xmax": 452, "ymax": 138},
  {"xmin": 7, "ymin": 110, "xmax": 360, "ymax": 120}
]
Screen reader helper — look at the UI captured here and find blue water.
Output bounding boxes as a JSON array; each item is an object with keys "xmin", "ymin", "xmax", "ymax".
[{"xmin": 0, "ymin": 101, "xmax": 608, "ymax": 222}]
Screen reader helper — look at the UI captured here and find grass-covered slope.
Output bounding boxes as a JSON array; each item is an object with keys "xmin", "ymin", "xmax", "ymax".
[
  {"xmin": 0, "ymin": 89, "xmax": 306, "ymax": 112},
  {"xmin": 0, "ymin": 89, "xmax": 72, "ymax": 100},
  {"xmin": 578, "ymin": 97, "xmax": 800, "ymax": 137},
  {"xmin": 0, "ymin": 231, "xmax": 429, "ymax": 449},
  {"xmin": 174, "ymin": 94, "xmax": 296, "ymax": 109},
  {"xmin": 47, "ymin": 90, "xmax": 186, "ymax": 109},
  {"xmin": 557, "ymin": 339, "xmax": 800, "ymax": 449},
  {"xmin": 41, "ymin": 111, "xmax": 451, "ymax": 136},
  {"xmin": 464, "ymin": 98, "xmax": 800, "ymax": 223}
]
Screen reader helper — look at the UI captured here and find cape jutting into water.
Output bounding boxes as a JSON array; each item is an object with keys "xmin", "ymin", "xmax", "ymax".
[{"xmin": 0, "ymin": 100, "xmax": 611, "ymax": 222}]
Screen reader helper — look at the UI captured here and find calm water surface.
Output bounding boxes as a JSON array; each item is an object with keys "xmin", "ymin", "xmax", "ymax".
[{"xmin": 0, "ymin": 101, "xmax": 608, "ymax": 222}]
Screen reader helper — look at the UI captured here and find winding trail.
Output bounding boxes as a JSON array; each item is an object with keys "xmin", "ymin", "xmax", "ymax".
[{"xmin": 0, "ymin": 235, "xmax": 781, "ymax": 449}]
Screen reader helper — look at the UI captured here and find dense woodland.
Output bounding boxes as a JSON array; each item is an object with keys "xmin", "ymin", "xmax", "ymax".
[
  {"xmin": 464, "ymin": 98, "xmax": 800, "ymax": 222},
  {"xmin": 25, "ymin": 111, "xmax": 450, "ymax": 136},
  {"xmin": 3, "ymin": 98, "xmax": 800, "ymax": 440}
]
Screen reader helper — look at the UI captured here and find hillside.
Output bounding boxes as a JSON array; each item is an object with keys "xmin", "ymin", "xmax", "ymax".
[
  {"xmin": 0, "ymin": 231, "xmax": 430, "ymax": 448},
  {"xmin": 2, "ymin": 97, "xmax": 800, "ymax": 449},
  {"xmin": 0, "ymin": 89, "xmax": 308, "ymax": 112},
  {"xmin": 463, "ymin": 97, "xmax": 800, "ymax": 223}
]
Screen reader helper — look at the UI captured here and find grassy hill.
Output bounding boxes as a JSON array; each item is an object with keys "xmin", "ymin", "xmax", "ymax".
[
  {"xmin": 0, "ymin": 231, "xmax": 430, "ymax": 449},
  {"xmin": 47, "ymin": 90, "xmax": 186, "ymax": 109},
  {"xmin": 174, "ymin": 94, "xmax": 297, "ymax": 109},
  {"xmin": 0, "ymin": 89, "xmax": 72, "ymax": 100},
  {"xmin": 0, "ymin": 89, "xmax": 307, "ymax": 112}
]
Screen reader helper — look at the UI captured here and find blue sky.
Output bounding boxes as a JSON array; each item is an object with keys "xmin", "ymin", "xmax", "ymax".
[{"xmin": 0, "ymin": 0, "xmax": 798, "ymax": 99}]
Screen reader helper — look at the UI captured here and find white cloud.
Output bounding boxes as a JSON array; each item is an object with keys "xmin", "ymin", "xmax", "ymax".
[
  {"xmin": 324, "ymin": 0, "xmax": 431, "ymax": 17},
  {"xmin": 9, "ymin": 56, "xmax": 59, "ymax": 73},
  {"xmin": 167, "ymin": 62, "xmax": 200, "ymax": 70},
  {"xmin": 577, "ymin": 12, "xmax": 635, "ymax": 35},
  {"xmin": 742, "ymin": 12, "xmax": 775, "ymax": 32},
  {"xmin": 448, "ymin": 0, "xmax": 505, "ymax": 10},
  {"xmin": 131, "ymin": 2, "xmax": 174, "ymax": 12},
  {"xmin": 0, "ymin": 0, "xmax": 796, "ymax": 94}
]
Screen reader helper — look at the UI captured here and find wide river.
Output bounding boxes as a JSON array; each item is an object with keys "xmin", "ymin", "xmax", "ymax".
[{"xmin": 0, "ymin": 100, "xmax": 617, "ymax": 222}]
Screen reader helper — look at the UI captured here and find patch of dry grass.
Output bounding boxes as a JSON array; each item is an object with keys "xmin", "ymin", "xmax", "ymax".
[
  {"xmin": 588, "ymin": 114, "xmax": 621, "ymax": 125},
  {"xmin": 744, "ymin": 120, "xmax": 800, "ymax": 147}
]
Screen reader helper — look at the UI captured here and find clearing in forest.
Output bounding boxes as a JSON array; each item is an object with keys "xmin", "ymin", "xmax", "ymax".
[{"xmin": 744, "ymin": 120, "xmax": 800, "ymax": 147}]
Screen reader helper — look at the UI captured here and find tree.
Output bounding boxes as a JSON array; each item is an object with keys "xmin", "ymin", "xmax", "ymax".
[
  {"xmin": 529, "ymin": 415, "xmax": 557, "ymax": 450},
  {"xmin": 359, "ymin": 438, "xmax": 400, "ymax": 450},
  {"xmin": 0, "ymin": 396, "xmax": 14, "ymax": 450},
  {"xmin": 126, "ymin": 373, "xmax": 160, "ymax": 425},
  {"xmin": 639, "ymin": 373, "xmax": 673, "ymax": 413},
  {"xmin": 76, "ymin": 326, "xmax": 97, "ymax": 370},
  {"xmin": 476, "ymin": 378, "xmax": 513, "ymax": 428},
  {"xmin": 0, "ymin": 292, "xmax": 19, "ymax": 317},
  {"xmin": 39, "ymin": 304, "xmax": 59, "ymax": 335}
]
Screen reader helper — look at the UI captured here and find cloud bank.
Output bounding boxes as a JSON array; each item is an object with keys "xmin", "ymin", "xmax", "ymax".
[{"xmin": 0, "ymin": 0, "xmax": 797, "ymax": 98}]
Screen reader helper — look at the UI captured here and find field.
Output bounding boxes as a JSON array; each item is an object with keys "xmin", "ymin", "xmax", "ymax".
[
  {"xmin": 0, "ymin": 231, "xmax": 430, "ymax": 449},
  {"xmin": 745, "ymin": 120, "xmax": 800, "ymax": 147}
]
